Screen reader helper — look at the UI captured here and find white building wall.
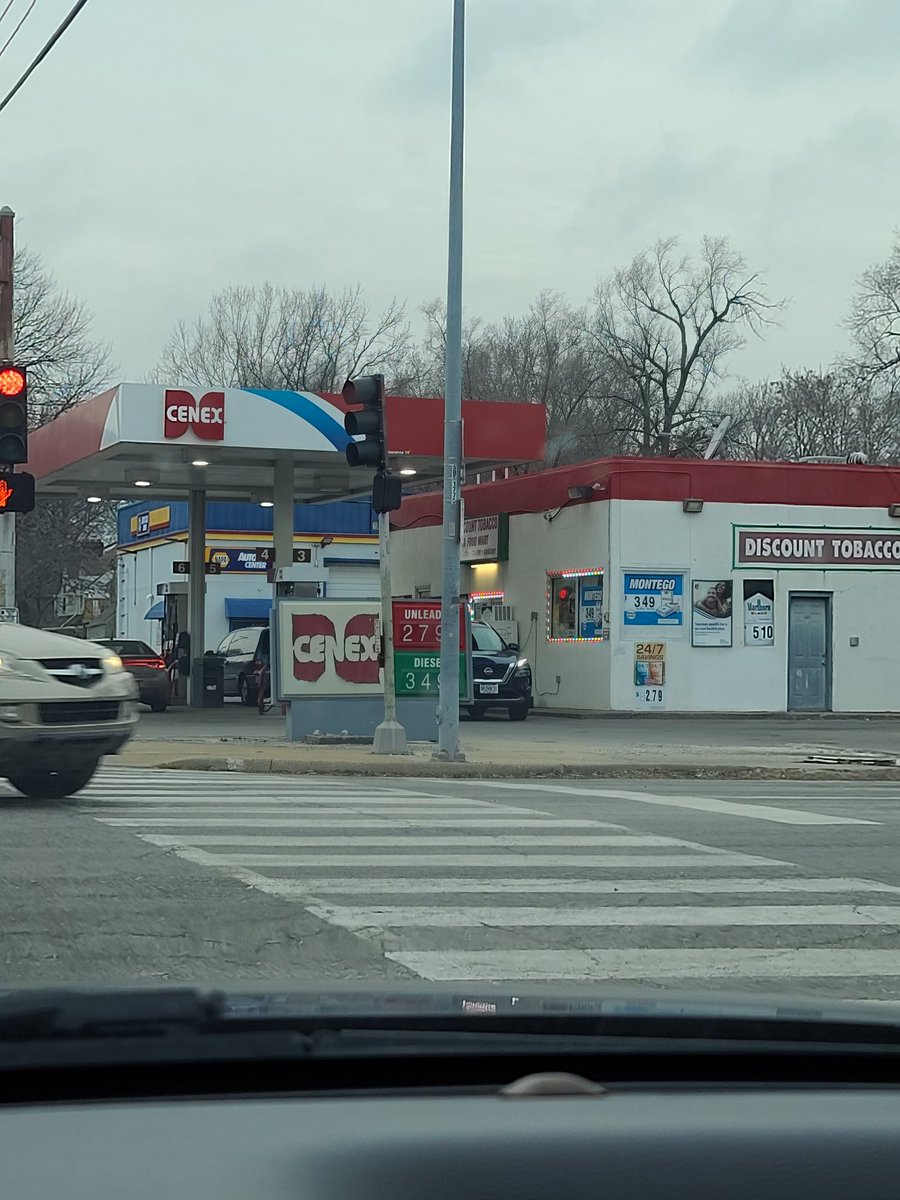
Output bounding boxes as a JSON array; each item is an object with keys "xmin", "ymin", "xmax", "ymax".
[
  {"xmin": 118, "ymin": 539, "xmax": 378, "ymax": 653},
  {"xmin": 393, "ymin": 495, "xmax": 900, "ymax": 714},
  {"xmin": 610, "ymin": 498, "xmax": 900, "ymax": 714}
]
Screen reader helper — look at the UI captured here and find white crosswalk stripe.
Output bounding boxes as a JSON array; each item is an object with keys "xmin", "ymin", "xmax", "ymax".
[{"xmin": 77, "ymin": 766, "xmax": 900, "ymax": 995}]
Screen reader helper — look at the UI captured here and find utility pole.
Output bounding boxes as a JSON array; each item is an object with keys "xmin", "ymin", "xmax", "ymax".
[
  {"xmin": 435, "ymin": 0, "xmax": 466, "ymax": 762},
  {"xmin": 0, "ymin": 207, "xmax": 15, "ymax": 610}
]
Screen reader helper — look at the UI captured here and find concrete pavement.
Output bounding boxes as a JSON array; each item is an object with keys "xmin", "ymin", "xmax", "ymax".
[
  {"xmin": 121, "ymin": 706, "xmax": 900, "ymax": 779},
  {"xmin": 6, "ymin": 766, "xmax": 900, "ymax": 1002}
]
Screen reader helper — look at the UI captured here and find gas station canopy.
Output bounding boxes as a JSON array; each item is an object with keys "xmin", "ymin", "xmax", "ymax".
[{"xmin": 28, "ymin": 384, "xmax": 546, "ymax": 500}]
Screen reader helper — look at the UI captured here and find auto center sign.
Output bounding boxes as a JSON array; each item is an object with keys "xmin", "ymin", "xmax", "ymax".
[
  {"xmin": 274, "ymin": 600, "xmax": 383, "ymax": 697},
  {"xmin": 735, "ymin": 527, "xmax": 900, "ymax": 568},
  {"xmin": 163, "ymin": 388, "xmax": 225, "ymax": 441}
]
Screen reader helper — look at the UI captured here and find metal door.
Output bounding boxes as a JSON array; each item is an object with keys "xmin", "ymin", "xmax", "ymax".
[{"xmin": 787, "ymin": 595, "xmax": 831, "ymax": 711}]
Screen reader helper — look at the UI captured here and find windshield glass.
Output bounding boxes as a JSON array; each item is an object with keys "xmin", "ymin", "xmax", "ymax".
[
  {"xmin": 4, "ymin": 0, "xmax": 898, "ymax": 1032},
  {"xmin": 471, "ymin": 624, "xmax": 507, "ymax": 653}
]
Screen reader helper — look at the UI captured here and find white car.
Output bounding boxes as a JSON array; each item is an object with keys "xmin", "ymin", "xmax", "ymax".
[{"xmin": 0, "ymin": 622, "xmax": 138, "ymax": 799}]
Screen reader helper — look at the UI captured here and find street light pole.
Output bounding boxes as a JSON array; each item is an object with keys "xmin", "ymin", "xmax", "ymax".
[
  {"xmin": 0, "ymin": 206, "xmax": 15, "ymax": 611},
  {"xmin": 435, "ymin": 0, "xmax": 466, "ymax": 762}
]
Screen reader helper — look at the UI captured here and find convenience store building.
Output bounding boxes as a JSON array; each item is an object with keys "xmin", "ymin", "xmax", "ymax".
[{"xmin": 391, "ymin": 457, "xmax": 900, "ymax": 713}]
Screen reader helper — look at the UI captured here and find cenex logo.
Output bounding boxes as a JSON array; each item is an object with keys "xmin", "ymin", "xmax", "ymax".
[
  {"xmin": 163, "ymin": 388, "xmax": 225, "ymax": 441},
  {"xmin": 291, "ymin": 613, "xmax": 380, "ymax": 684}
]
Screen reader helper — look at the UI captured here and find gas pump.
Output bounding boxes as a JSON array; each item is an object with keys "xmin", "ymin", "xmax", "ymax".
[{"xmin": 157, "ymin": 582, "xmax": 190, "ymax": 705}]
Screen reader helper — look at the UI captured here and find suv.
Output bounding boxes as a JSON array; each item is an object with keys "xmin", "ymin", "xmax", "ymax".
[
  {"xmin": 466, "ymin": 621, "xmax": 533, "ymax": 721},
  {"xmin": 216, "ymin": 626, "xmax": 269, "ymax": 705},
  {"xmin": 0, "ymin": 622, "xmax": 138, "ymax": 798}
]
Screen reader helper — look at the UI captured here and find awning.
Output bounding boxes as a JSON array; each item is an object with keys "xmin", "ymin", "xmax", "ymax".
[
  {"xmin": 224, "ymin": 598, "xmax": 272, "ymax": 621},
  {"xmin": 144, "ymin": 601, "xmax": 165, "ymax": 620}
]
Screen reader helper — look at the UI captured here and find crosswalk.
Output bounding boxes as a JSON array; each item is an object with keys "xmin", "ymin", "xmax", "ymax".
[{"xmin": 75, "ymin": 767, "xmax": 900, "ymax": 997}]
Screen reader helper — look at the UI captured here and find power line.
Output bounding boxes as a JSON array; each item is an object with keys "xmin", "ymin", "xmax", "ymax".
[
  {"xmin": 0, "ymin": 0, "xmax": 19, "ymax": 30},
  {"xmin": 0, "ymin": 0, "xmax": 89, "ymax": 116},
  {"xmin": 0, "ymin": 0, "xmax": 37, "ymax": 63}
]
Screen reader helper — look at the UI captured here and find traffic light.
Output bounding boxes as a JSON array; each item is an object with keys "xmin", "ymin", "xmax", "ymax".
[
  {"xmin": 343, "ymin": 373, "xmax": 386, "ymax": 469},
  {"xmin": 0, "ymin": 472, "xmax": 35, "ymax": 513},
  {"xmin": 343, "ymin": 373, "xmax": 402, "ymax": 514},
  {"xmin": 0, "ymin": 364, "xmax": 27, "ymax": 465}
]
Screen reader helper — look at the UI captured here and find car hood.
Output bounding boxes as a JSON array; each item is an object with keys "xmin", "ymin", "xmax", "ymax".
[{"xmin": 0, "ymin": 623, "xmax": 111, "ymax": 661}]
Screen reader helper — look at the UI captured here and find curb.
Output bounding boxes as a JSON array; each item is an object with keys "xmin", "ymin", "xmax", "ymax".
[{"xmin": 147, "ymin": 756, "xmax": 900, "ymax": 782}]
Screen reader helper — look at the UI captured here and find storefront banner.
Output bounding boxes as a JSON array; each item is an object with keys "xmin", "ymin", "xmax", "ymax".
[
  {"xmin": 735, "ymin": 528, "xmax": 900, "ymax": 568},
  {"xmin": 461, "ymin": 514, "xmax": 508, "ymax": 563},
  {"xmin": 206, "ymin": 547, "xmax": 313, "ymax": 573},
  {"xmin": 622, "ymin": 572, "xmax": 685, "ymax": 635},
  {"xmin": 691, "ymin": 580, "xmax": 733, "ymax": 647},
  {"xmin": 633, "ymin": 642, "xmax": 665, "ymax": 706},
  {"xmin": 743, "ymin": 579, "xmax": 775, "ymax": 646}
]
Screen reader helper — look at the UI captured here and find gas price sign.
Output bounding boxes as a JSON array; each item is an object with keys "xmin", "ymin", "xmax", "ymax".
[{"xmin": 391, "ymin": 601, "xmax": 471, "ymax": 699}]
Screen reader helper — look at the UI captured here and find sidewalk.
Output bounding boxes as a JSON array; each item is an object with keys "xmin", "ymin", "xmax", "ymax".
[{"xmin": 119, "ymin": 710, "xmax": 900, "ymax": 780}]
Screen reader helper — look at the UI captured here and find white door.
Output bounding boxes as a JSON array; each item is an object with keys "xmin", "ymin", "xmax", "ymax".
[{"xmin": 326, "ymin": 563, "xmax": 380, "ymax": 599}]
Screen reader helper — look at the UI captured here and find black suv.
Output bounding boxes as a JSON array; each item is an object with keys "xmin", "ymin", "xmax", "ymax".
[{"xmin": 466, "ymin": 621, "xmax": 533, "ymax": 721}]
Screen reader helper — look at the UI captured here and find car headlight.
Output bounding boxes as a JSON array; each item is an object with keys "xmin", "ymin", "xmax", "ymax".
[
  {"xmin": 515, "ymin": 658, "xmax": 531, "ymax": 674},
  {"xmin": 0, "ymin": 652, "xmax": 25, "ymax": 675},
  {"xmin": 102, "ymin": 654, "xmax": 124, "ymax": 672}
]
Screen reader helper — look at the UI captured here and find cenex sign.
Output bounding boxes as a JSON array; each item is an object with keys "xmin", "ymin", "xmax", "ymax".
[
  {"xmin": 735, "ymin": 528, "xmax": 900, "ymax": 568},
  {"xmin": 163, "ymin": 388, "xmax": 225, "ymax": 440}
]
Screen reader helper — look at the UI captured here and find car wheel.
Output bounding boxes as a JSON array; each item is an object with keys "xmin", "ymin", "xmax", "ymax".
[
  {"xmin": 507, "ymin": 702, "xmax": 529, "ymax": 721},
  {"xmin": 149, "ymin": 700, "xmax": 168, "ymax": 713},
  {"xmin": 239, "ymin": 675, "xmax": 256, "ymax": 706},
  {"xmin": 7, "ymin": 761, "xmax": 99, "ymax": 800}
]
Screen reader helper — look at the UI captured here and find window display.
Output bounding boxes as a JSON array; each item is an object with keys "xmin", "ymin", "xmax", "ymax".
[{"xmin": 547, "ymin": 569, "xmax": 604, "ymax": 642}]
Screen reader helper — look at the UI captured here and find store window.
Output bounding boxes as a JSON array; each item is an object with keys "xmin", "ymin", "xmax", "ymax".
[{"xmin": 547, "ymin": 570, "xmax": 604, "ymax": 642}]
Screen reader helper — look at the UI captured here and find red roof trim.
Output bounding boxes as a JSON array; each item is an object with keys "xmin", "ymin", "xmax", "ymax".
[{"xmin": 392, "ymin": 456, "xmax": 900, "ymax": 530}]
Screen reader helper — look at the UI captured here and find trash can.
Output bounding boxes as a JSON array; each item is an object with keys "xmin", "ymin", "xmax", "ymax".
[{"xmin": 194, "ymin": 654, "xmax": 224, "ymax": 708}]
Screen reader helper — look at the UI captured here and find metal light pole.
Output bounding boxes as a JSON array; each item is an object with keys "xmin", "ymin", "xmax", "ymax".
[
  {"xmin": 435, "ymin": 0, "xmax": 466, "ymax": 761},
  {"xmin": 0, "ymin": 207, "xmax": 15, "ymax": 611}
]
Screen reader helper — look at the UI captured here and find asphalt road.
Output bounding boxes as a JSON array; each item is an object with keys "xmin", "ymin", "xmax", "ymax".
[{"xmin": 4, "ymin": 767, "xmax": 900, "ymax": 1002}]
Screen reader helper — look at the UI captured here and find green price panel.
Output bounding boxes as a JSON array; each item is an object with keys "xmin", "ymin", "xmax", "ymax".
[{"xmin": 394, "ymin": 652, "xmax": 467, "ymax": 698}]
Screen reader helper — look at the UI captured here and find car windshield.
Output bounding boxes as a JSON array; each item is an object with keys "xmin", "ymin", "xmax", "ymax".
[
  {"xmin": 3, "ymin": 1, "xmax": 898, "ymax": 1041},
  {"xmin": 471, "ymin": 624, "xmax": 507, "ymax": 653}
]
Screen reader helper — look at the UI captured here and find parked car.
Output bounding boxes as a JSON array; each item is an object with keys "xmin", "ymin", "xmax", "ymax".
[
  {"xmin": 97, "ymin": 639, "xmax": 170, "ymax": 712},
  {"xmin": 465, "ymin": 621, "xmax": 533, "ymax": 721},
  {"xmin": 215, "ymin": 625, "xmax": 270, "ymax": 705},
  {"xmin": 0, "ymin": 622, "xmax": 138, "ymax": 798}
]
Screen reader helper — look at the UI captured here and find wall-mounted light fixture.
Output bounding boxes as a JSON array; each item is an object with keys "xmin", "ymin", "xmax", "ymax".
[
  {"xmin": 888, "ymin": 504, "xmax": 900, "ymax": 518},
  {"xmin": 682, "ymin": 498, "xmax": 704, "ymax": 514},
  {"xmin": 567, "ymin": 484, "xmax": 594, "ymax": 500}
]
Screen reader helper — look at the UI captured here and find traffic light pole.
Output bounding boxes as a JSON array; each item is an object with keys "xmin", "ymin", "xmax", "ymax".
[
  {"xmin": 435, "ymin": 0, "xmax": 466, "ymax": 762},
  {"xmin": 372, "ymin": 507, "xmax": 406, "ymax": 755},
  {"xmin": 0, "ymin": 207, "xmax": 15, "ymax": 611}
]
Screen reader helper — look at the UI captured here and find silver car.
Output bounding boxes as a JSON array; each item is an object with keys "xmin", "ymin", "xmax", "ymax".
[{"xmin": 0, "ymin": 622, "xmax": 138, "ymax": 799}]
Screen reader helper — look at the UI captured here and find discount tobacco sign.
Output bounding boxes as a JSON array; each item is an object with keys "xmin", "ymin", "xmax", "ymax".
[{"xmin": 735, "ymin": 528, "xmax": 900, "ymax": 568}]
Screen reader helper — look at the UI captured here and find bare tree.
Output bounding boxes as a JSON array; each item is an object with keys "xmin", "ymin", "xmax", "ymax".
[
  {"xmin": 586, "ymin": 237, "xmax": 783, "ymax": 455},
  {"xmin": 156, "ymin": 283, "xmax": 411, "ymax": 393},
  {"xmin": 15, "ymin": 249, "xmax": 112, "ymax": 426},
  {"xmin": 723, "ymin": 368, "xmax": 900, "ymax": 463},
  {"xmin": 846, "ymin": 234, "xmax": 900, "ymax": 379},
  {"xmin": 396, "ymin": 292, "xmax": 631, "ymax": 465},
  {"xmin": 13, "ymin": 249, "xmax": 116, "ymax": 627}
]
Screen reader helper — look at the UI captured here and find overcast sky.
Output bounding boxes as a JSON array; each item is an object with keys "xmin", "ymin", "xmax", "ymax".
[{"xmin": 5, "ymin": 0, "xmax": 899, "ymax": 388}]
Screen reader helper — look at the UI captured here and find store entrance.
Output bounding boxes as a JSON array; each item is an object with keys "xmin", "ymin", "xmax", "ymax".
[{"xmin": 787, "ymin": 593, "xmax": 832, "ymax": 711}]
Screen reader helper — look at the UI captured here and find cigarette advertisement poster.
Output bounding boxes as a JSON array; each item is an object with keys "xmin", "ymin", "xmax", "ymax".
[
  {"xmin": 743, "ymin": 579, "xmax": 775, "ymax": 646},
  {"xmin": 633, "ymin": 642, "xmax": 665, "ymax": 706},
  {"xmin": 622, "ymin": 572, "xmax": 685, "ymax": 637},
  {"xmin": 691, "ymin": 579, "xmax": 733, "ymax": 647}
]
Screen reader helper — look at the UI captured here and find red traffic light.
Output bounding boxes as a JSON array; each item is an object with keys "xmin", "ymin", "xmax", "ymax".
[
  {"xmin": 0, "ymin": 366, "xmax": 25, "ymax": 397},
  {"xmin": 0, "ymin": 472, "xmax": 35, "ymax": 513}
]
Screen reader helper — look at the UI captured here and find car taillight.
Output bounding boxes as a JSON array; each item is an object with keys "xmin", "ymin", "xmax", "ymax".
[{"xmin": 127, "ymin": 657, "xmax": 167, "ymax": 670}]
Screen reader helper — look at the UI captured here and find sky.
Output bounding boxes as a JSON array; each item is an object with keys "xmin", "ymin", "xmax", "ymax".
[{"xmin": 4, "ymin": 0, "xmax": 899, "ymax": 388}]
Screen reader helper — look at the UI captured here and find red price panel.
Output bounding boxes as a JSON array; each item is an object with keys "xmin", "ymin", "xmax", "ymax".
[{"xmin": 392, "ymin": 601, "xmax": 465, "ymax": 650}]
